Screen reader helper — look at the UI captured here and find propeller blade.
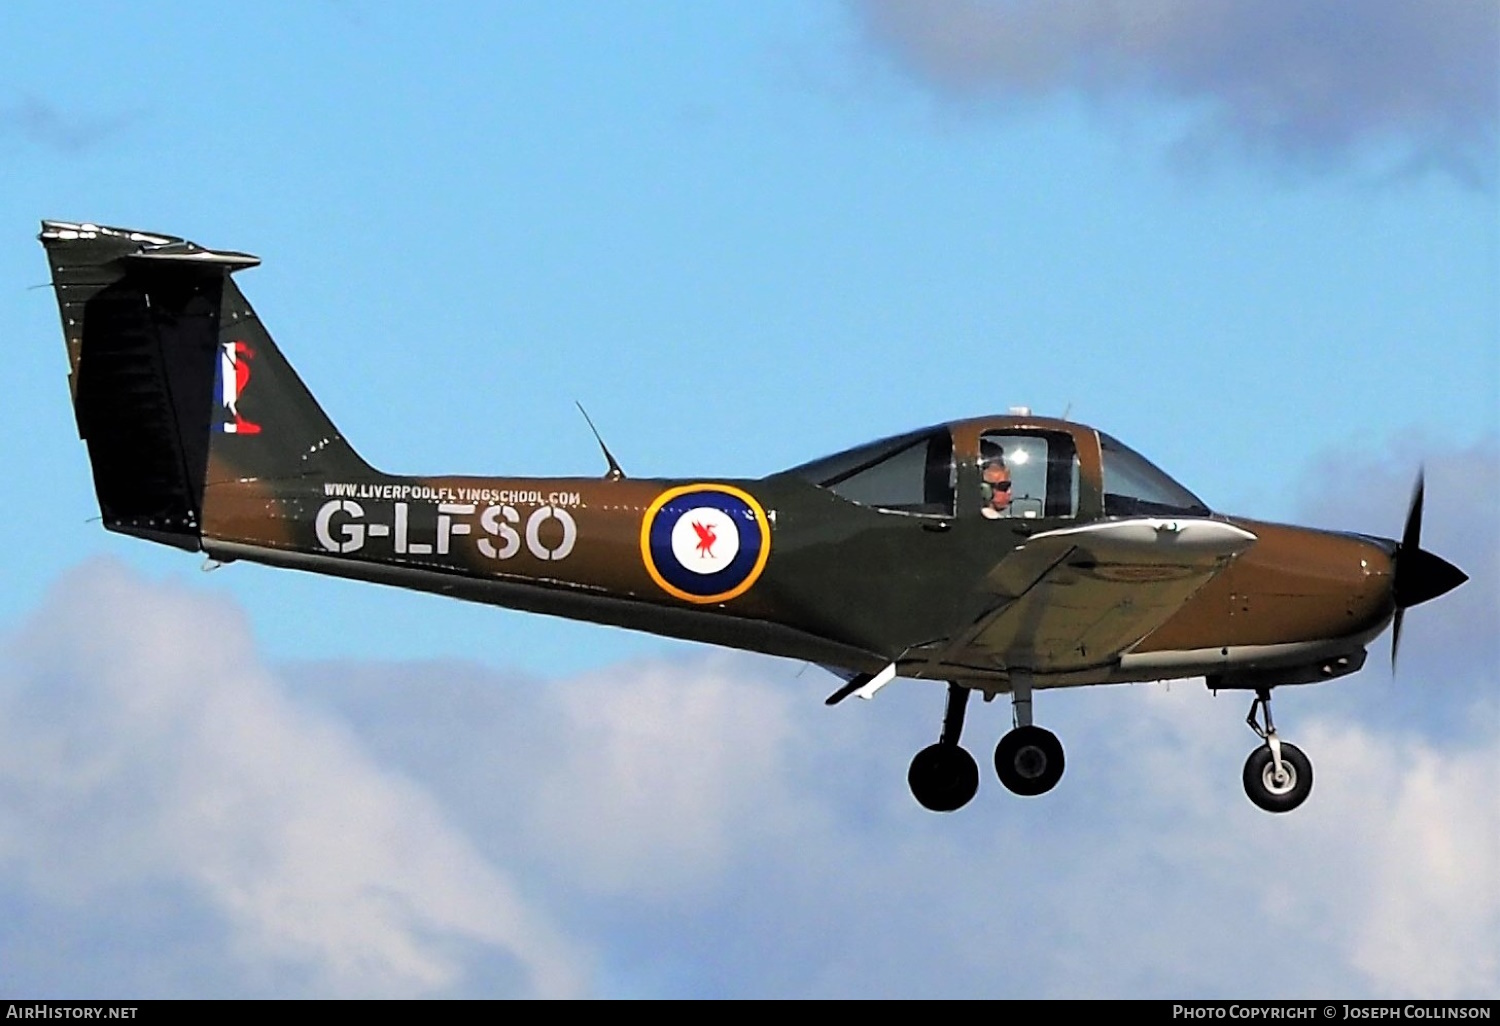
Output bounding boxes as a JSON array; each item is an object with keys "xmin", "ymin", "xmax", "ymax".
[
  {"xmin": 1393, "ymin": 469, "xmax": 1468, "ymax": 609},
  {"xmin": 1391, "ymin": 607, "xmax": 1405, "ymax": 673},
  {"xmin": 1392, "ymin": 470, "xmax": 1422, "ymax": 674},
  {"xmin": 1401, "ymin": 471, "xmax": 1425, "ymax": 555},
  {"xmin": 1388, "ymin": 468, "xmax": 1467, "ymax": 675}
]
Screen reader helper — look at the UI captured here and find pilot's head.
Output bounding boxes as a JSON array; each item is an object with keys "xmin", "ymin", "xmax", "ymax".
[{"xmin": 980, "ymin": 445, "xmax": 1012, "ymax": 514}]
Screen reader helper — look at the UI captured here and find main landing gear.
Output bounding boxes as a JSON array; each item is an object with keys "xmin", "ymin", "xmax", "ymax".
[
  {"xmin": 908, "ymin": 684, "xmax": 980, "ymax": 812},
  {"xmin": 1242, "ymin": 688, "xmax": 1312, "ymax": 813},
  {"xmin": 908, "ymin": 678, "xmax": 1066, "ymax": 812},
  {"xmin": 992, "ymin": 675, "xmax": 1064, "ymax": 797}
]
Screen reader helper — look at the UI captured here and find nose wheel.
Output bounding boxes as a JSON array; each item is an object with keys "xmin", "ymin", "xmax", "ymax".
[{"xmin": 1242, "ymin": 689, "xmax": 1313, "ymax": 813}]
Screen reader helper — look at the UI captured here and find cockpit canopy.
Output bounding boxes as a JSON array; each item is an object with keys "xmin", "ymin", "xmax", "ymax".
[{"xmin": 782, "ymin": 419, "xmax": 1209, "ymax": 520}]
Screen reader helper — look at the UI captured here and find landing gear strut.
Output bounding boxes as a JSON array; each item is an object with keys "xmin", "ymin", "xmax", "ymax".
[
  {"xmin": 993, "ymin": 675, "xmax": 1065, "ymax": 796},
  {"xmin": 908, "ymin": 683, "xmax": 979, "ymax": 812},
  {"xmin": 1242, "ymin": 688, "xmax": 1313, "ymax": 813}
]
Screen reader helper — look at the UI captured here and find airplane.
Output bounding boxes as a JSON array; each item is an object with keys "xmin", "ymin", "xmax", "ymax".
[{"xmin": 38, "ymin": 220, "xmax": 1468, "ymax": 815}]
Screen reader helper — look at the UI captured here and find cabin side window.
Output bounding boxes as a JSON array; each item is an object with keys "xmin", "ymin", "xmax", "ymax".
[{"xmin": 784, "ymin": 428, "xmax": 955, "ymax": 515}]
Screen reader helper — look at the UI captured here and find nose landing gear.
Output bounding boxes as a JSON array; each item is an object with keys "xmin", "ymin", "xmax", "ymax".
[{"xmin": 1242, "ymin": 688, "xmax": 1313, "ymax": 813}]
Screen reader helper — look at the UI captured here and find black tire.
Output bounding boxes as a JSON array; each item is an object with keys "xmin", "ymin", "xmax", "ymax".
[
  {"xmin": 1242, "ymin": 742, "xmax": 1313, "ymax": 813},
  {"xmin": 994, "ymin": 725, "xmax": 1065, "ymax": 796},
  {"xmin": 908, "ymin": 743, "xmax": 980, "ymax": 812}
]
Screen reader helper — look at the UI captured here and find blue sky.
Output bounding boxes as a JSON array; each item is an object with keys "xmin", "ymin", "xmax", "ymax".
[
  {"xmin": 2, "ymin": 1, "xmax": 1494, "ymax": 670},
  {"xmin": 0, "ymin": 1, "xmax": 1496, "ymax": 999}
]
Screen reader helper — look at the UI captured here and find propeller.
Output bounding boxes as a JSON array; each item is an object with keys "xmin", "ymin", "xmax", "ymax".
[{"xmin": 1390, "ymin": 470, "xmax": 1469, "ymax": 671}]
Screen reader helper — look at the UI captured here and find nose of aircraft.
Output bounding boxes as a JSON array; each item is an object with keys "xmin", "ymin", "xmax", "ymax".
[
  {"xmin": 1387, "ymin": 472, "xmax": 1467, "ymax": 669},
  {"xmin": 1391, "ymin": 472, "xmax": 1468, "ymax": 610},
  {"xmin": 1394, "ymin": 545, "xmax": 1468, "ymax": 609}
]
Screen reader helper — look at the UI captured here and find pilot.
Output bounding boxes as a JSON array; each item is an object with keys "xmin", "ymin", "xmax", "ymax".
[{"xmin": 979, "ymin": 444, "xmax": 1012, "ymax": 519}]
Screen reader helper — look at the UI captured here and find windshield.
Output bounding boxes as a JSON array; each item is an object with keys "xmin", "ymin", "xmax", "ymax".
[
  {"xmin": 1099, "ymin": 432, "xmax": 1210, "ymax": 517},
  {"xmin": 783, "ymin": 427, "xmax": 955, "ymax": 515}
]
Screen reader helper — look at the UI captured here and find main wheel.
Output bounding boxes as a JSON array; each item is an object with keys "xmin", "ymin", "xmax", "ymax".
[
  {"xmin": 908, "ymin": 743, "xmax": 980, "ymax": 812},
  {"xmin": 994, "ymin": 725, "xmax": 1065, "ymax": 796},
  {"xmin": 1242, "ymin": 742, "xmax": 1313, "ymax": 813}
]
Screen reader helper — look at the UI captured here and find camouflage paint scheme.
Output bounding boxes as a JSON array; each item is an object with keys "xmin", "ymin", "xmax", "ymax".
[{"xmin": 40, "ymin": 221, "xmax": 1466, "ymax": 812}]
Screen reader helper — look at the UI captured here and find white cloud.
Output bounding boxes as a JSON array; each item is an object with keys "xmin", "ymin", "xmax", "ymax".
[
  {"xmin": 854, "ymin": 0, "xmax": 1499, "ymax": 186},
  {"xmin": 524, "ymin": 659, "xmax": 808, "ymax": 896},
  {"xmin": 1313, "ymin": 721, "xmax": 1500, "ymax": 996},
  {"xmin": 1093, "ymin": 690, "xmax": 1500, "ymax": 998},
  {"xmin": 282, "ymin": 656, "xmax": 1500, "ymax": 997},
  {"xmin": 0, "ymin": 562, "xmax": 583, "ymax": 998}
]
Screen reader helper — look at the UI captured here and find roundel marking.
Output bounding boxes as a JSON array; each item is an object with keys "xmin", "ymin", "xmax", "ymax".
[
  {"xmin": 640, "ymin": 484, "xmax": 771, "ymax": 604},
  {"xmin": 670, "ymin": 505, "xmax": 740, "ymax": 574}
]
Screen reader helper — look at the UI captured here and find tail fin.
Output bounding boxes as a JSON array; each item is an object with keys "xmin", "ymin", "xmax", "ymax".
[{"xmin": 39, "ymin": 221, "xmax": 373, "ymax": 551}]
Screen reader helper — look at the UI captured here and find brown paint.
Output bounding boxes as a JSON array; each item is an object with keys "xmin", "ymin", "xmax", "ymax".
[{"xmin": 1135, "ymin": 520, "xmax": 1393, "ymax": 653}]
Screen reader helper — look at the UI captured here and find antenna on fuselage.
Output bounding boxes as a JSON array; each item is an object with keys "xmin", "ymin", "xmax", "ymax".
[{"xmin": 575, "ymin": 402, "xmax": 626, "ymax": 481}]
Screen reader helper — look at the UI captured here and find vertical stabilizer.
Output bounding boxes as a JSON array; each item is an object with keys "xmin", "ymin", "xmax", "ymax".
[{"xmin": 39, "ymin": 221, "xmax": 373, "ymax": 551}]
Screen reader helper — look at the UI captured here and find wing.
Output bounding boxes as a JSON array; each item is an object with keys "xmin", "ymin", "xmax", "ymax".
[{"xmin": 916, "ymin": 518, "xmax": 1256, "ymax": 680}]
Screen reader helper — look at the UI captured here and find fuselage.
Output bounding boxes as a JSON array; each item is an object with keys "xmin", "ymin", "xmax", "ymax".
[{"xmin": 196, "ymin": 415, "xmax": 1401, "ymax": 695}]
